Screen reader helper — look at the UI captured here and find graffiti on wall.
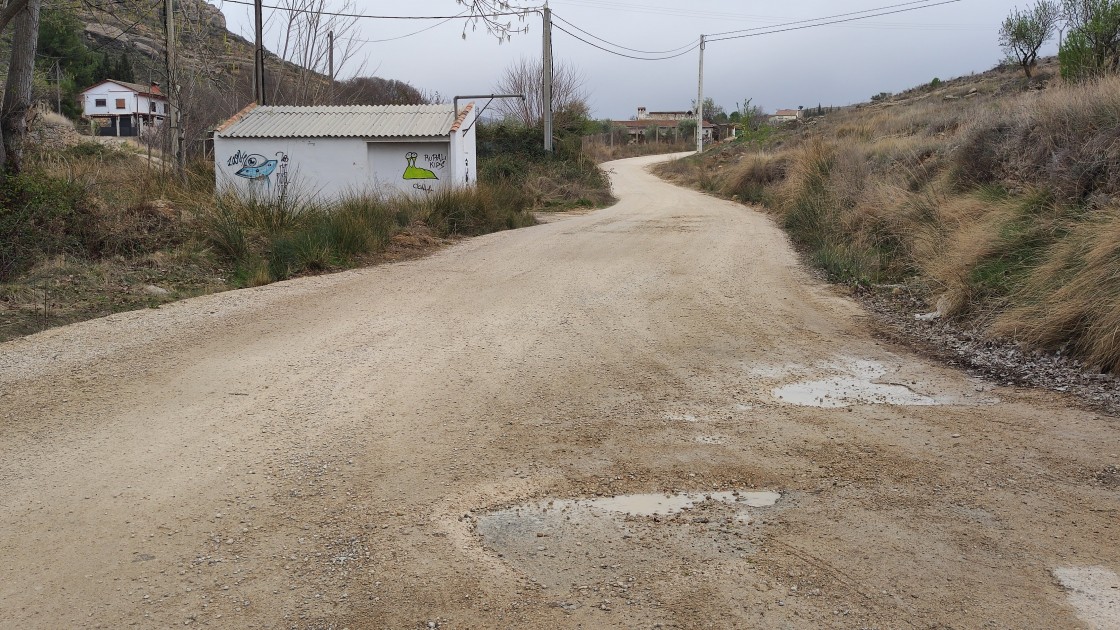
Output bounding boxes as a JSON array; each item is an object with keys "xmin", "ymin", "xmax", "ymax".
[
  {"xmin": 402, "ymin": 151, "xmax": 439, "ymax": 181},
  {"xmin": 228, "ymin": 151, "xmax": 290, "ymax": 197}
]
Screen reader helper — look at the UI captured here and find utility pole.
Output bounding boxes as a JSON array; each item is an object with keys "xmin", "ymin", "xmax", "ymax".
[
  {"xmin": 54, "ymin": 59, "xmax": 60, "ymax": 114},
  {"xmin": 328, "ymin": 30, "xmax": 334, "ymax": 105},
  {"xmin": 542, "ymin": 2, "xmax": 553, "ymax": 152},
  {"xmin": 696, "ymin": 34, "xmax": 705, "ymax": 153},
  {"xmin": 254, "ymin": 0, "xmax": 265, "ymax": 105},
  {"xmin": 164, "ymin": 0, "xmax": 183, "ymax": 178}
]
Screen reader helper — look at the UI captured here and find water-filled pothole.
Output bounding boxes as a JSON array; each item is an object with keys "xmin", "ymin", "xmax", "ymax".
[
  {"xmin": 474, "ymin": 489, "xmax": 783, "ymax": 596},
  {"xmin": 554, "ymin": 490, "xmax": 780, "ymax": 516},
  {"xmin": 766, "ymin": 358, "xmax": 986, "ymax": 408}
]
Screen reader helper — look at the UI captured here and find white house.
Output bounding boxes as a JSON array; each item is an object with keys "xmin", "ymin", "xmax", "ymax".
[
  {"xmin": 80, "ymin": 79, "xmax": 168, "ymax": 137},
  {"xmin": 769, "ymin": 108, "xmax": 804, "ymax": 124},
  {"xmin": 636, "ymin": 107, "xmax": 695, "ymax": 121},
  {"xmin": 212, "ymin": 103, "xmax": 478, "ymax": 201}
]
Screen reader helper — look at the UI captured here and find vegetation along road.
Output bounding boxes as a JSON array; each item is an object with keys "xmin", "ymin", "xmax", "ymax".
[{"xmin": 2, "ymin": 154, "xmax": 1118, "ymax": 629}]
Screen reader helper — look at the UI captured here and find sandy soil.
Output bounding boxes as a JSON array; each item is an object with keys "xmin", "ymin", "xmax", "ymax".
[{"xmin": 1, "ymin": 153, "xmax": 1117, "ymax": 629}]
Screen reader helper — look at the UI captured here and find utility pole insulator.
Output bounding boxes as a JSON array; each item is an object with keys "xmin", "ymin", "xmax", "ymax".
[{"xmin": 542, "ymin": 4, "xmax": 553, "ymax": 152}]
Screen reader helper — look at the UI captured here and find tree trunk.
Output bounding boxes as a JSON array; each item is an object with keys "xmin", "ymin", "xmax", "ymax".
[{"xmin": 0, "ymin": 0, "xmax": 42, "ymax": 175}]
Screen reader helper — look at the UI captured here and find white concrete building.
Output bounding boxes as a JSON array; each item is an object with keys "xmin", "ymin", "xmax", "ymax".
[
  {"xmin": 79, "ymin": 79, "xmax": 168, "ymax": 137},
  {"xmin": 212, "ymin": 103, "xmax": 478, "ymax": 201}
]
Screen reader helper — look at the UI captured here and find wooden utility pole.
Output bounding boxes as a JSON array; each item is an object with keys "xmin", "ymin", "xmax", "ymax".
[
  {"xmin": 254, "ymin": 0, "xmax": 265, "ymax": 105},
  {"xmin": 696, "ymin": 34, "xmax": 705, "ymax": 154},
  {"xmin": 542, "ymin": 3, "xmax": 553, "ymax": 152},
  {"xmin": 164, "ymin": 0, "xmax": 183, "ymax": 177},
  {"xmin": 328, "ymin": 30, "xmax": 334, "ymax": 105}
]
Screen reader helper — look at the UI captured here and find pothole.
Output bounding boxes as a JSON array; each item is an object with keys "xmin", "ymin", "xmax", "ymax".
[
  {"xmin": 767, "ymin": 357, "xmax": 988, "ymax": 408},
  {"xmin": 560, "ymin": 490, "xmax": 781, "ymax": 516},
  {"xmin": 1051, "ymin": 566, "xmax": 1120, "ymax": 629},
  {"xmin": 694, "ymin": 435, "xmax": 726, "ymax": 445},
  {"xmin": 664, "ymin": 413, "xmax": 700, "ymax": 422},
  {"xmin": 473, "ymin": 489, "xmax": 783, "ymax": 598}
]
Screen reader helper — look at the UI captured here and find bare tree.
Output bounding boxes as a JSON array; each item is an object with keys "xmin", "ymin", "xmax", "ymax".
[
  {"xmin": 265, "ymin": 0, "xmax": 365, "ymax": 105},
  {"xmin": 1000, "ymin": 0, "xmax": 1061, "ymax": 77},
  {"xmin": 456, "ymin": 0, "xmax": 532, "ymax": 42},
  {"xmin": 0, "ymin": 0, "xmax": 42, "ymax": 174},
  {"xmin": 492, "ymin": 56, "xmax": 586, "ymax": 128}
]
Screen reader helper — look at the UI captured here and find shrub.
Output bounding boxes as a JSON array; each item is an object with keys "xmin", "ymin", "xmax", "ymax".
[{"xmin": 0, "ymin": 172, "xmax": 91, "ymax": 280}]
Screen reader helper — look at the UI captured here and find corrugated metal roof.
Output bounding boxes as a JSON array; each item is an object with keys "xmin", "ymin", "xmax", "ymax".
[{"xmin": 216, "ymin": 104, "xmax": 459, "ymax": 139}]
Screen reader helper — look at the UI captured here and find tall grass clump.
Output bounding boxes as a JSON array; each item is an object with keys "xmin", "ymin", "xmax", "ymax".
[
  {"xmin": 995, "ymin": 209, "xmax": 1120, "ymax": 372},
  {"xmin": 651, "ymin": 59, "xmax": 1120, "ymax": 371},
  {"xmin": 0, "ymin": 171, "xmax": 91, "ymax": 281},
  {"xmin": 197, "ymin": 182, "xmax": 534, "ymax": 286}
]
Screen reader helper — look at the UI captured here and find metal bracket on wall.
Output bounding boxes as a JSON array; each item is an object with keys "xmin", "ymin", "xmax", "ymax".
[{"xmin": 453, "ymin": 94, "xmax": 525, "ymax": 135}]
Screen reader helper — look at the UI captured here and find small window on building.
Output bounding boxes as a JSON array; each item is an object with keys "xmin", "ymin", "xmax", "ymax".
[
  {"xmin": 94, "ymin": 98, "xmax": 106, "ymax": 107},
  {"xmin": 150, "ymin": 102, "xmax": 156, "ymax": 112},
  {"xmin": 115, "ymin": 98, "xmax": 126, "ymax": 109},
  {"xmin": 162, "ymin": 103, "xmax": 168, "ymax": 113}
]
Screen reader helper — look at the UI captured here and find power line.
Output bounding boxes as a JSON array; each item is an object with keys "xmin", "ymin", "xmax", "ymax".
[
  {"xmin": 551, "ymin": 22, "xmax": 701, "ymax": 60},
  {"xmin": 707, "ymin": 0, "xmax": 962, "ymax": 42},
  {"xmin": 346, "ymin": 10, "xmax": 468, "ymax": 44},
  {"xmin": 218, "ymin": 0, "xmax": 539, "ymax": 21},
  {"xmin": 551, "ymin": 13, "xmax": 698, "ymax": 54},
  {"xmin": 84, "ymin": 0, "xmax": 162, "ymax": 53},
  {"xmin": 707, "ymin": 0, "xmax": 952, "ymax": 38}
]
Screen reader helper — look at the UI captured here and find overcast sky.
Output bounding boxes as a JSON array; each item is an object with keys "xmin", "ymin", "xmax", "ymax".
[{"xmin": 216, "ymin": 0, "xmax": 1059, "ymax": 119}]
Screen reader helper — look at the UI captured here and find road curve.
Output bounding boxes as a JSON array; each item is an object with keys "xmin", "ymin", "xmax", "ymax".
[{"xmin": 1, "ymin": 154, "xmax": 1117, "ymax": 629}]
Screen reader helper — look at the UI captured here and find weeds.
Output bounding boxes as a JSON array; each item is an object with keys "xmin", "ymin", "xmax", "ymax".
[{"xmin": 651, "ymin": 58, "xmax": 1120, "ymax": 371}]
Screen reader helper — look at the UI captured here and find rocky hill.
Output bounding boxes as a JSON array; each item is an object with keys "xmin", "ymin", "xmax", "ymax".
[{"xmin": 63, "ymin": 0, "xmax": 424, "ymax": 150}]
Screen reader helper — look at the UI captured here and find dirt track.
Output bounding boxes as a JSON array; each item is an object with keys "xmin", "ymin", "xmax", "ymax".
[{"xmin": 2, "ymin": 153, "xmax": 1118, "ymax": 629}]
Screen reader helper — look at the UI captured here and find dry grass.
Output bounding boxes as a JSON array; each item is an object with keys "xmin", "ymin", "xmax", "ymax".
[{"xmin": 653, "ymin": 58, "xmax": 1120, "ymax": 371}]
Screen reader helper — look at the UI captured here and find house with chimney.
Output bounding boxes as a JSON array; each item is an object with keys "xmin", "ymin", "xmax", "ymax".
[{"xmin": 79, "ymin": 79, "xmax": 169, "ymax": 137}]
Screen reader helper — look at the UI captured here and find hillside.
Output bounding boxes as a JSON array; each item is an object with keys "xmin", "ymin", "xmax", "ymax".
[
  {"xmin": 33, "ymin": 0, "xmax": 426, "ymax": 151},
  {"xmin": 656, "ymin": 58, "xmax": 1120, "ymax": 380}
]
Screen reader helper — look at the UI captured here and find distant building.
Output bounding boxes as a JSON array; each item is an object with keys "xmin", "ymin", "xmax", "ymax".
[
  {"xmin": 636, "ymin": 107, "xmax": 696, "ymax": 122},
  {"xmin": 769, "ymin": 108, "xmax": 803, "ymax": 124},
  {"xmin": 80, "ymin": 79, "xmax": 168, "ymax": 137},
  {"xmin": 619, "ymin": 106, "xmax": 715, "ymax": 141},
  {"xmin": 212, "ymin": 102, "xmax": 478, "ymax": 201}
]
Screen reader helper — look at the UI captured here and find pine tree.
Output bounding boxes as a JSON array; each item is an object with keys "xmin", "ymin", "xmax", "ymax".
[{"xmin": 115, "ymin": 52, "xmax": 134, "ymax": 82}]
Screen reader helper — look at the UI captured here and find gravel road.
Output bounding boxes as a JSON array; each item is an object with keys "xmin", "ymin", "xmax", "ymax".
[{"xmin": 2, "ymin": 153, "xmax": 1118, "ymax": 629}]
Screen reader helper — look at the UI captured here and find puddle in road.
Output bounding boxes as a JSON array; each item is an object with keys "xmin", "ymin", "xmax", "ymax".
[
  {"xmin": 768, "ymin": 358, "xmax": 973, "ymax": 408},
  {"xmin": 473, "ymin": 489, "xmax": 784, "ymax": 610},
  {"xmin": 1052, "ymin": 566, "xmax": 1120, "ymax": 629},
  {"xmin": 560, "ymin": 490, "xmax": 780, "ymax": 516}
]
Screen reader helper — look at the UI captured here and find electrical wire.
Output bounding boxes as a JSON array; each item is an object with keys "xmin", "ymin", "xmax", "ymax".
[
  {"xmin": 707, "ymin": 0, "xmax": 962, "ymax": 42},
  {"xmin": 346, "ymin": 10, "xmax": 467, "ymax": 43},
  {"xmin": 706, "ymin": 0, "xmax": 953, "ymax": 37},
  {"xmin": 218, "ymin": 0, "xmax": 539, "ymax": 21},
  {"xmin": 551, "ymin": 13, "xmax": 698, "ymax": 54},
  {"xmin": 84, "ymin": 0, "xmax": 162, "ymax": 53},
  {"xmin": 551, "ymin": 22, "xmax": 701, "ymax": 60}
]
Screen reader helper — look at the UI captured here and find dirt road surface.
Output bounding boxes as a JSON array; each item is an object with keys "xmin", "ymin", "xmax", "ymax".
[{"xmin": 2, "ymin": 154, "xmax": 1118, "ymax": 629}]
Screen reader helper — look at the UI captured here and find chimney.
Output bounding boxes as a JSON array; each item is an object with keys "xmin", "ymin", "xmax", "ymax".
[
  {"xmin": 150, "ymin": 81, "xmax": 161, "ymax": 95},
  {"xmin": 637, "ymin": 106, "xmax": 647, "ymax": 120}
]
